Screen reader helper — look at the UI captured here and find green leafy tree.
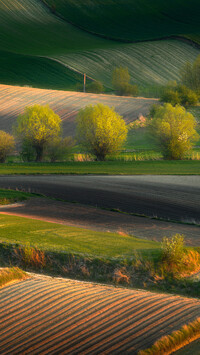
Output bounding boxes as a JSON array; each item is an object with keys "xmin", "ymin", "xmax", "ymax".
[
  {"xmin": 148, "ymin": 103, "xmax": 199, "ymax": 160},
  {"xmin": 160, "ymin": 84, "xmax": 198, "ymax": 107},
  {"xmin": 181, "ymin": 55, "xmax": 200, "ymax": 93},
  {"xmin": 15, "ymin": 105, "xmax": 62, "ymax": 161},
  {"xmin": 87, "ymin": 81, "xmax": 104, "ymax": 94},
  {"xmin": 112, "ymin": 66, "xmax": 138, "ymax": 96},
  {"xmin": 0, "ymin": 131, "xmax": 15, "ymax": 163},
  {"xmin": 76, "ymin": 103, "xmax": 127, "ymax": 160}
]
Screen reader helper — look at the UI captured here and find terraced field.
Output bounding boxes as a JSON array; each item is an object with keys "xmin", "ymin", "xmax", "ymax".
[
  {"xmin": 1, "ymin": 275, "xmax": 200, "ymax": 354},
  {"xmin": 1, "ymin": 0, "xmax": 200, "ymax": 94},
  {"xmin": 0, "ymin": 84, "xmax": 157, "ymax": 136}
]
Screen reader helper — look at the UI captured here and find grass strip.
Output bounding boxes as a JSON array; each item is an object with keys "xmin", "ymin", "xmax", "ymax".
[
  {"xmin": 0, "ymin": 214, "xmax": 159, "ymax": 258},
  {"xmin": 0, "ymin": 161, "xmax": 200, "ymax": 175},
  {"xmin": 0, "ymin": 267, "xmax": 28, "ymax": 288},
  {"xmin": 138, "ymin": 317, "xmax": 200, "ymax": 355},
  {"xmin": 0, "ymin": 189, "xmax": 43, "ymax": 205}
]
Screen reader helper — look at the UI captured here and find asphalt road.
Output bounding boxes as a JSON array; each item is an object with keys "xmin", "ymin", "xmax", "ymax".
[{"xmin": 0, "ymin": 175, "xmax": 199, "ymax": 224}]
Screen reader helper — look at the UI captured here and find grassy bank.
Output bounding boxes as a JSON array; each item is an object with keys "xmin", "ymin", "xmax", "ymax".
[
  {"xmin": 0, "ymin": 188, "xmax": 41, "ymax": 204},
  {"xmin": 0, "ymin": 161, "xmax": 200, "ymax": 175},
  {"xmin": 0, "ymin": 267, "xmax": 28, "ymax": 287},
  {"xmin": 1, "ymin": 215, "xmax": 200, "ymax": 298}
]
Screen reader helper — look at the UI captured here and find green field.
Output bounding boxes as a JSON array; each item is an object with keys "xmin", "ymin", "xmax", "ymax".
[
  {"xmin": 44, "ymin": 0, "xmax": 200, "ymax": 42},
  {"xmin": 0, "ymin": 161, "xmax": 199, "ymax": 175},
  {"xmin": 1, "ymin": 0, "xmax": 200, "ymax": 95},
  {"xmin": 0, "ymin": 214, "xmax": 159, "ymax": 257}
]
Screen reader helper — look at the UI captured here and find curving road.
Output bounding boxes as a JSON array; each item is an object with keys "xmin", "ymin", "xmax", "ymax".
[{"xmin": 0, "ymin": 175, "xmax": 199, "ymax": 224}]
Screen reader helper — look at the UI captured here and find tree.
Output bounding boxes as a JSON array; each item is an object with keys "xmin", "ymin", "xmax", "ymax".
[
  {"xmin": 160, "ymin": 84, "xmax": 198, "ymax": 107},
  {"xmin": 15, "ymin": 105, "xmax": 62, "ymax": 161},
  {"xmin": 148, "ymin": 103, "xmax": 199, "ymax": 160},
  {"xmin": 112, "ymin": 66, "xmax": 138, "ymax": 96},
  {"xmin": 76, "ymin": 103, "xmax": 128, "ymax": 160},
  {"xmin": 0, "ymin": 131, "xmax": 15, "ymax": 163},
  {"xmin": 87, "ymin": 81, "xmax": 104, "ymax": 94},
  {"xmin": 181, "ymin": 55, "xmax": 200, "ymax": 94}
]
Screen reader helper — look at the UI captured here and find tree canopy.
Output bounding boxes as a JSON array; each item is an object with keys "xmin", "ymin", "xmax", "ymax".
[
  {"xmin": 76, "ymin": 103, "xmax": 127, "ymax": 160},
  {"xmin": 15, "ymin": 104, "xmax": 61, "ymax": 161},
  {"xmin": 148, "ymin": 103, "xmax": 199, "ymax": 160},
  {"xmin": 112, "ymin": 66, "xmax": 138, "ymax": 96},
  {"xmin": 0, "ymin": 131, "xmax": 15, "ymax": 163}
]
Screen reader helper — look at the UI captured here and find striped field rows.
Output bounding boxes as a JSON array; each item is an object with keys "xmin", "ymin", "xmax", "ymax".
[
  {"xmin": 1, "ymin": 275, "xmax": 200, "ymax": 354},
  {"xmin": 0, "ymin": 84, "xmax": 157, "ymax": 136}
]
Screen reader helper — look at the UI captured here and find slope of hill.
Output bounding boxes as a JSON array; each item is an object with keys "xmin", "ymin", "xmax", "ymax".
[
  {"xmin": 0, "ymin": 84, "xmax": 158, "ymax": 136},
  {"xmin": 1, "ymin": 275, "xmax": 200, "ymax": 353},
  {"xmin": 1, "ymin": 0, "xmax": 200, "ymax": 95},
  {"xmin": 44, "ymin": 0, "xmax": 200, "ymax": 42}
]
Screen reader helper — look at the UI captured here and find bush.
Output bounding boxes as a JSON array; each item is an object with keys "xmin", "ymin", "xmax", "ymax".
[
  {"xmin": 112, "ymin": 66, "xmax": 138, "ymax": 96},
  {"xmin": 20, "ymin": 139, "xmax": 36, "ymax": 162},
  {"xmin": 0, "ymin": 131, "xmax": 15, "ymax": 163},
  {"xmin": 14, "ymin": 104, "xmax": 62, "ymax": 161},
  {"xmin": 76, "ymin": 103, "xmax": 127, "ymax": 160},
  {"xmin": 161, "ymin": 234, "xmax": 185, "ymax": 268},
  {"xmin": 45, "ymin": 136, "xmax": 75, "ymax": 162},
  {"xmin": 87, "ymin": 81, "xmax": 104, "ymax": 94},
  {"xmin": 148, "ymin": 103, "xmax": 199, "ymax": 160},
  {"xmin": 160, "ymin": 84, "xmax": 198, "ymax": 107}
]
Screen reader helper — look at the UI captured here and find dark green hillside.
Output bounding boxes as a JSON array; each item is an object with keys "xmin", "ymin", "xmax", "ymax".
[
  {"xmin": 44, "ymin": 0, "xmax": 200, "ymax": 42},
  {"xmin": 0, "ymin": 51, "xmax": 83, "ymax": 90}
]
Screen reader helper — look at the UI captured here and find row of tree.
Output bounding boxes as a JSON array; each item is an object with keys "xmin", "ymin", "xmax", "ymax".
[{"xmin": 0, "ymin": 101, "xmax": 198, "ymax": 163}]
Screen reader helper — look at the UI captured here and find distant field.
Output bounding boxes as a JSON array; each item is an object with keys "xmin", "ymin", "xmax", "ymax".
[
  {"xmin": 0, "ymin": 161, "xmax": 199, "ymax": 175},
  {"xmin": 1, "ymin": 1, "xmax": 200, "ymax": 94},
  {"xmin": 44, "ymin": 0, "xmax": 200, "ymax": 42},
  {"xmin": 0, "ymin": 84, "xmax": 157, "ymax": 136}
]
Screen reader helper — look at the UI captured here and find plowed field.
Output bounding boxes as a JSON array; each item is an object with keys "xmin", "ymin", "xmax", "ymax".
[
  {"xmin": 1, "ymin": 275, "xmax": 200, "ymax": 354},
  {"xmin": 0, "ymin": 84, "xmax": 157, "ymax": 136}
]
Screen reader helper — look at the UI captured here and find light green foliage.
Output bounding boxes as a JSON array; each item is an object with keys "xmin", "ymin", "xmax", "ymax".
[
  {"xmin": 149, "ymin": 103, "xmax": 199, "ymax": 159},
  {"xmin": 181, "ymin": 55, "xmax": 200, "ymax": 93},
  {"xmin": 76, "ymin": 103, "xmax": 128, "ymax": 160},
  {"xmin": 160, "ymin": 84, "xmax": 198, "ymax": 107},
  {"xmin": 161, "ymin": 234, "xmax": 185, "ymax": 266},
  {"xmin": 45, "ymin": 136, "xmax": 75, "ymax": 162},
  {"xmin": 0, "ymin": 131, "xmax": 15, "ymax": 163},
  {"xmin": 112, "ymin": 66, "xmax": 138, "ymax": 96},
  {"xmin": 15, "ymin": 105, "xmax": 61, "ymax": 161}
]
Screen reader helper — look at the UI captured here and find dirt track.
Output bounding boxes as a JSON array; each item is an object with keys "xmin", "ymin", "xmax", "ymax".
[
  {"xmin": 1, "ymin": 275, "xmax": 200, "ymax": 354},
  {"xmin": 0, "ymin": 175, "xmax": 199, "ymax": 224},
  {"xmin": 0, "ymin": 197, "xmax": 200, "ymax": 246}
]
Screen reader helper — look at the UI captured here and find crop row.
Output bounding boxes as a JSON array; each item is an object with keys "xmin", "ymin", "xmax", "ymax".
[
  {"xmin": 0, "ymin": 84, "xmax": 157, "ymax": 136},
  {"xmin": 1, "ymin": 277, "xmax": 200, "ymax": 353}
]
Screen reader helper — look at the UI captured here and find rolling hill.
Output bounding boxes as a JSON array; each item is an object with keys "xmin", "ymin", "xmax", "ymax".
[
  {"xmin": 44, "ymin": 0, "xmax": 200, "ymax": 42},
  {"xmin": 1, "ymin": 275, "xmax": 200, "ymax": 353},
  {"xmin": 0, "ymin": 0, "xmax": 200, "ymax": 95},
  {"xmin": 0, "ymin": 84, "xmax": 158, "ymax": 136}
]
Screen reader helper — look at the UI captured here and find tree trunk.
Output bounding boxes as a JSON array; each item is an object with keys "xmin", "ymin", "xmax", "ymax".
[{"xmin": 35, "ymin": 145, "xmax": 43, "ymax": 162}]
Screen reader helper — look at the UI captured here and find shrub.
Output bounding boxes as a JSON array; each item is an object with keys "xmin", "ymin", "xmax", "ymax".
[
  {"xmin": 161, "ymin": 234, "xmax": 185, "ymax": 268},
  {"xmin": 45, "ymin": 136, "xmax": 75, "ymax": 162},
  {"xmin": 160, "ymin": 84, "xmax": 198, "ymax": 107},
  {"xmin": 0, "ymin": 131, "xmax": 15, "ymax": 163},
  {"xmin": 20, "ymin": 139, "xmax": 36, "ymax": 162},
  {"xmin": 112, "ymin": 66, "xmax": 138, "ymax": 96},
  {"xmin": 87, "ymin": 81, "xmax": 104, "ymax": 93},
  {"xmin": 76, "ymin": 103, "xmax": 127, "ymax": 160},
  {"xmin": 14, "ymin": 104, "xmax": 62, "ymax": 161},
  {"xmin": 148, "ymin": 103, "xmax": 199, "ymax": 160}
]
